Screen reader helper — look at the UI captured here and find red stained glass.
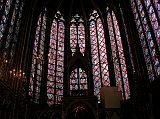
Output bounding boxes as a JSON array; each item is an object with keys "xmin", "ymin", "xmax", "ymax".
[
  {"xmin": 70, "ymin": 14, "xmax": 85, "ymax": 56},
  {"xmin": 70, "ymin": 24, "xmax": 77, "ymax": 55},
  {"xmin": 97, "ymin": 18, "xmax": 110, "ymax": 86},
  {"xmin": 107, "ymin": 10, "xmax": 130, "ymax": 99},
  {"xmin": 47, "ymin": 11, "xmax": 65, "ymax": 105},
  {"xmin": 90, "ymin": 10, "xmax": 110, "ymax": 100},
  {"xmin": 78, "ymin": 23, "xmax": 85, "ymax": 54},
  {"xmin": 70, "ymin": 68, "xmax": 88, "ymax": 96},
  {"xmin": 131, "ymin": 0, "xmax": 160, "ymax": 80}
]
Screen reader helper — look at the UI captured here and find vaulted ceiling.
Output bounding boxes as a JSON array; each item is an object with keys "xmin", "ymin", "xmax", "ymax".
[{"xmin": 38, "ymin": 0, "xmax": 115, "ymax": 20}]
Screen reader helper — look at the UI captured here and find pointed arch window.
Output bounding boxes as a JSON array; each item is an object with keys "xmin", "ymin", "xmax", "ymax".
[
  {"xmin": 70, "ymin": 68, "xmax": 88, "ymax": 96},
  {"xmin": 29, "ymin": 10, "xmax": 47, "ymax": 103},
  {"xmin": 70, "ymin": 14, "xmax": 85, "ymax": 56},
  {"xmin": 0, "ymin": 0, "xmax": 24, "ymax": 62},
  {"xmin": 106, "ymin": 8, "xmax": 130, "ymax": 99},
  {"xmin": 130, "ymin": 0, "xmax": 160, "ymax": 80},
  {"xmin": 47, "ymin": 11, "xmax": 65, "ymax": 105},
  {"xmin": 89, "ymin": 10, "xmax": 110, "ymax": 100}
]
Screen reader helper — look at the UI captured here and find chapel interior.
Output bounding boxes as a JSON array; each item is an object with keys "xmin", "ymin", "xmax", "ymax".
[{"xmin": 0, "ymin": 0, "xmax": 160, "ymax": 119}]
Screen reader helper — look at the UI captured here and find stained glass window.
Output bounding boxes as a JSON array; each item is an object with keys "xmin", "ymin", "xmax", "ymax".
[
  {"xmin": 47, "ymin": 11, "xmax": 65, "ymax": 105},
  {"xmin": 143, "ymin": 0, "xmax": 160, "ymax": 46},
  {"xmin": 153, "ymin": 0, "xmax": 160, "ymax": 17},
  {"xmin": 70, "ymin": 68, "xmax": 88, "ymax": 96},
  {"xmin": 107, "ymin": 8, "xmax": 130, "ymax": 100},
  {"xmin": 130, "ymin": 0, "xmax": 160, "ymax": 81},
  {"xmin": 0, "ymin": 0, "xmax": 13, "ymax": 44},
  {"xmin": 0, "ymin": 0, "xmax": 24, "ymax": 62},
  {"xmin": 70, "ymin": 14, "xmax": 85, "ymax": 56},
  {"xmin": 89, "ymin": 10, "xmax": 110, "ymax": 100},
  {"xmin": 29, "ymin": 10, "xmax": 47, "ymax": 103}
]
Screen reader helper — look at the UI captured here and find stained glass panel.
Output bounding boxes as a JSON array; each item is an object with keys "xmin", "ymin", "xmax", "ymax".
[
  {"xmin": 130, "ymin": 0, "xmax": 160, "ymax": 80},
  {"xmin": 153, "ymin": 0, "xmax": 160, "ymax": 19},
  {"xmin": 70, "ymin": 14, "xmax": 85, "ymax": 56},
  {"xmin": 90, "ymin": 21, "xmax": 101, "ymax": 99},
  {"xmin": 107, "ymin": 9, "xmax": 130, "ymax": 99},
  {"xmin": 78, "ymin": 23, "xmax": 85, "ymax": 54},
  {"xmin": 70, "ymin": 23, "xmax": 77, "ymax": 55},
  {"xmin": 70, "ymin": 68, "xmax": 88, "ymax": 96},
  {"xmin": 29, "ymin": 11, "xmax": 46, "ymax": 103},
  {"xmin": 97, "ymin": 18, "xmax": 110, "ymax": 86},
  {"xmin": 143, "ymin": 0, "xmax": 160, "ymax": 47},
  {"xmin": 0, "ymin": 0, "xmax": 13, "ymax": 42},
  {"xmin": 112, "ymin": 11, "xmax": 130, "ymax": 99},
  {"xmin": 0, "ymin": 0, "xmax": 23, "ymax": 61},
  {"xmin": 90, "ymin": 10, "xmax": 110, "ymax": 100},
  {"xmin": 47, "ymin": 12, "xmax": 64, "ymax": 105},
  {"xmin": 131, "ymin": 1, "xmax": 155, "ymax": 80}
]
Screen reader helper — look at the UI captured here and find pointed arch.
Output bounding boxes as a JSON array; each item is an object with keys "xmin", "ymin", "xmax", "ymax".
[
  {"xmin": 106, "ymin": 8, "xmax": 130, "ymax": 99},
  {"xmin": 70, "ymin": 14, "xmax": 85, "ymax": 56},
  {"xmin": 89, "ymin": 10, "xmax": 110, "ymax": 100},
  {"xmin": 29, "ymin": 9, "xmax": 47, "ymax": 103},
  {"xmin": 70, "ymin": 68, "xmax": 88, "ymax": 96},
  {"xmin": 47, "ymin": 11, "xmax": 65, "ymax": 105}
]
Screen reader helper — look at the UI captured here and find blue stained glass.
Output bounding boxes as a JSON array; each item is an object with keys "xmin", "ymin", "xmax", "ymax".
[{"xmin": 130, "ymin": 0, "xmax": 160, "ymax": 80}]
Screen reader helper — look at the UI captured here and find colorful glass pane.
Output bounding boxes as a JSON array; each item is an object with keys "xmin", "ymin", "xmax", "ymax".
[
  {"xmin": 107, "ymin": 10, "xmax": 130, "ymax": 99},
  {"xmin": 70, "ymin": 14, "xmax": 85, "ymax": 55},
  {"xmin": 90, "ymin": 21, "xmax": 101, "ymax": 99},
  {"xmin": 97, "ymin": 18, "xmax": 110, "ymax": 86},
  {"xmin": 0, "ymin": 0, "xmax": 13, "ymax": 43},
  {"xmin": 0, "ymin": 0, "xmax": 23, "ymax": 61},
  {"xmin": 90, "ymin": 10, "xmax": 110, "ymax": 100},
  {"xmin": 29, "ymin": 11, "xmax": 46, "ymax": 103},
  {"xmin": 144, "ymin": 0, "xmax": 160, "ymax": 46},
  {"xmin": 5, "ymin": 0, "xmax": 23, "ymax": 59},
  {"xmin": 131, "ymin": 0, "xmax": 155, "ymax": 80},
  {"xmin": 113, "ymin": 11, "xmax": 130, "ymax": 99},
  {"xmin": 70, "ymin": 23, "xmax": 77, "ymax": 55},
  {"xmin": 130, "ymin": 0, "xmax": 160, "ymax": 80},
  {"xmin": 78, "ymin": 23, "xmax": 85, "ymax": 54},
  {"xmin": 47, "ymin": 12, "xmax": 64, "ymax": 105},
  {"xmin": 153, "ymin": 0, "xmax": 160, "ymax": 18},
  {"xmin": 70, "ymin": 68, "xmax": 88, "ymax": 96}
]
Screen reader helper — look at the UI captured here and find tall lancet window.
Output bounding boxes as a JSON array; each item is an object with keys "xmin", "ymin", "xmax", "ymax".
[
  {"xmin": 70, "ymin": 14, "xmax": 85, "ymax": 56},
  {"xmin": 0, "ymin": 0, "xmax": 24, "ymax": 61},
  {"xmin": 70, "ymin": 68, "xmax": 88, "ymax": 96},
  {"xmin": 29, "ymin": 10, "xmax": 47, "ymax": 103},
  {"xmin": 130, "ymin": 0, "xmax": 160, "ymax": 81},
  {"xmin": 89, "ymin": 10, "xmax": 110, "ymax": 100},
  {"xmin": 47, "ymin": 11, "xmax": 65, "ymax": 105},
  {"xmin": 106, "ymin": 8, "xmax": 130, "ymax": 100}
]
